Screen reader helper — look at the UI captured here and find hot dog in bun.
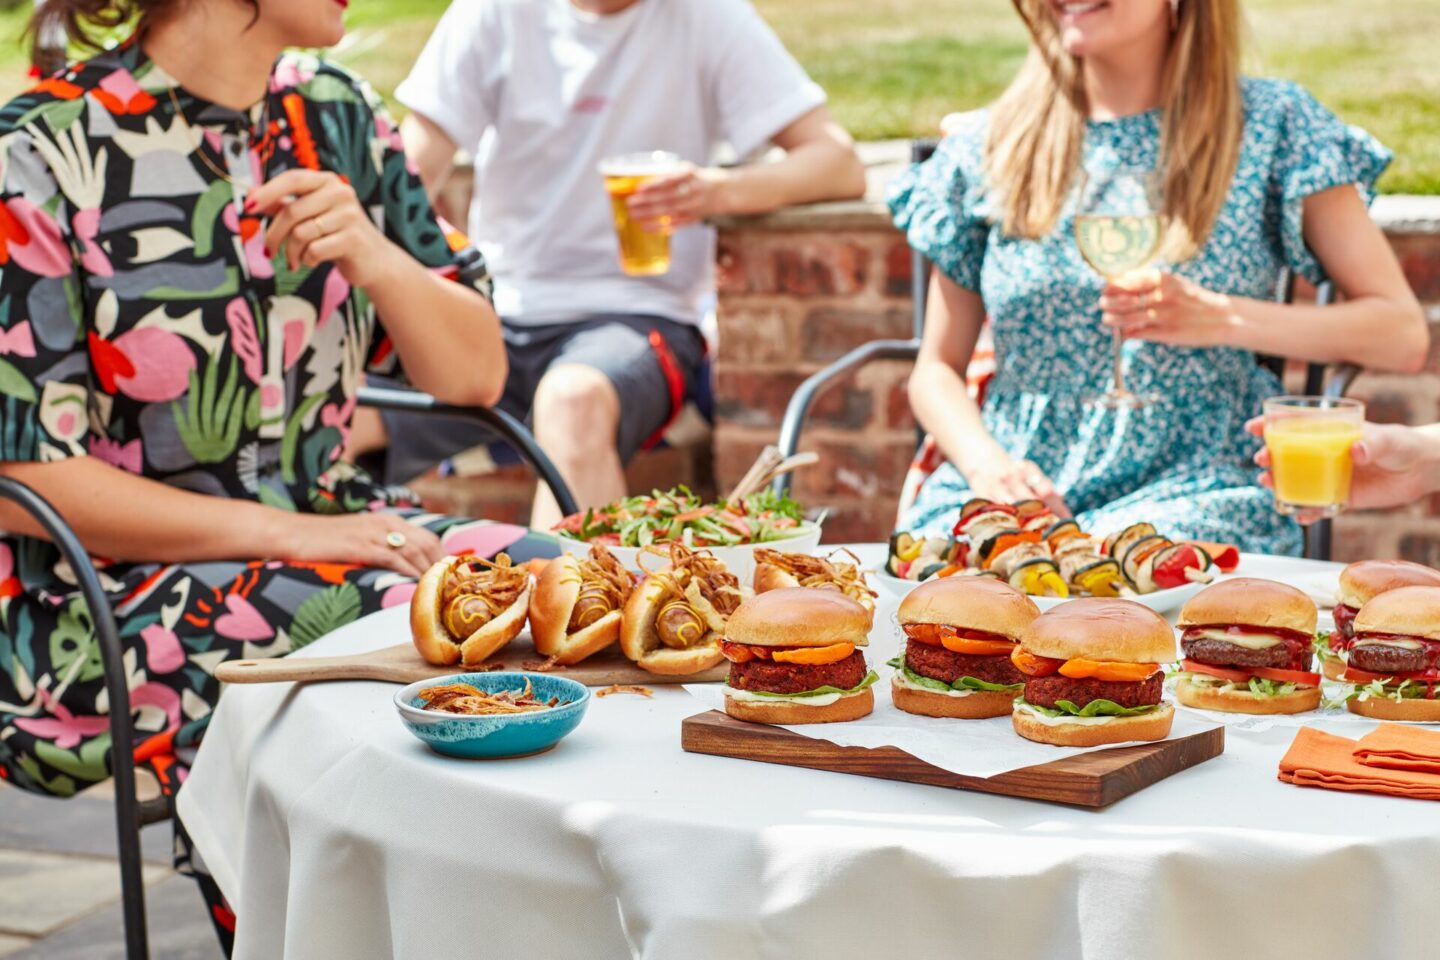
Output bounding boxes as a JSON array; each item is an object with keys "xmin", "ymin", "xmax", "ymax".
[
  {"xmin": 620, "ymin": 544, "xmax": 741, "ymax": 675},
  {"xmin": 528, "ymin": 544, "xmax": 636, "ymax": 666},
  {"xmin": 411, "ymin": 553, "xmax": 532, "ymax": 667},
  {"xmin": 752, "ymin": 548, "xmax": 877, "ymax": 620}
]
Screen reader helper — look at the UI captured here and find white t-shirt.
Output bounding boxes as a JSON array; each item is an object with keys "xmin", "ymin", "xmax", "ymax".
[{"xmin": 396, "ymin": 0, "xmax": 825, "ymax": 326}]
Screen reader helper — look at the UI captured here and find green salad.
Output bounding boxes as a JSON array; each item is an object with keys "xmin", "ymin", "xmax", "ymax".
[{"xmin": 552, "ymin": 486, "xmax": 809, "ymax": 548}]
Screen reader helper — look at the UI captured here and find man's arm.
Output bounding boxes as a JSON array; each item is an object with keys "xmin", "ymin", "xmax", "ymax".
[
  {"xmin": 401, "ymin": 112, "xmax": 461, "ymax": 203},
  {"xmin": 624, "ymin": 105, "xmax": 865, "ymax": 229}
]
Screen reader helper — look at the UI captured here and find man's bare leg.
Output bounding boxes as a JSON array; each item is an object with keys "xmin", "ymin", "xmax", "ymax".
[{"xmin": 530, "ymin": 364, "xmax": 627, "ymax": 529}]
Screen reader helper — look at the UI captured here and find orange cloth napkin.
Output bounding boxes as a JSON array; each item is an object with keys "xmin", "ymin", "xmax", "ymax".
[
  {"xmin": 1189, "ymin": 541, "xmax": 1240, "ymax": 573},
  {"xmin": 1353, "ymin": 723, "xmax": 1440, "ymax": 774},
  {"xmin": 1278, "ymin": 727, "xmax": 1440, "ymax": 800}
]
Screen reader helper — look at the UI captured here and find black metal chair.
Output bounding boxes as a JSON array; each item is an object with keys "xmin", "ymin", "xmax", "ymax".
[
  {"xmin": 775, "ymin": 139, "xmax": 1359, "ymax": 561},
  {"xmin": 3, "ymin": 390, "xmax": 576, "ymax": 960}
]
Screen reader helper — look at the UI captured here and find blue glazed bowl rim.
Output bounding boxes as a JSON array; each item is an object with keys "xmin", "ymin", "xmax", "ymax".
[{"xmin": 393, "ymin": 671, "xmax": 591, "ymax": 726}]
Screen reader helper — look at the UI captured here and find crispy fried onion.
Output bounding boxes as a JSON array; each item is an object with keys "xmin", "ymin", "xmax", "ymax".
[
  {"xmin": 755, "ymin": 548, "xmax": 876, "ymax": 605},
  {"xmin": 564, "ymin": 545, "xmax": 636, "ymax": 633},
  {"xmin": 595, "ymin": 684, "xmax": 654, "ymax": 698},
  {"xmin": 639, "ymin": 543, "xmax": 742, "ymax": 650},
  {"xmin": 416, "ymin": 678, "xmax": 568, "ymax": 715},
  {"xmin": 439, "ymin": 553, "xmax": 530, "ymax": 639}
]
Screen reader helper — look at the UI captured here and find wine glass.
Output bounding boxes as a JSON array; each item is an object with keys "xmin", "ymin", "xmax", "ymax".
[{"xmin": 1074, "ymin": 169, "xmax": 1164, "ymax": 409}]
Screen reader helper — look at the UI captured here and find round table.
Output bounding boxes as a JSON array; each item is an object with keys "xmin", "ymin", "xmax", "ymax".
[{"xmin": 177, "ymin": 550, "xmax": 1436, "ymax": 960}]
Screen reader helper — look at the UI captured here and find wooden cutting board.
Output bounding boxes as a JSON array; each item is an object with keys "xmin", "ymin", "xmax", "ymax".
[
  {"xmin": 681, "ymin": 711, "xmax": 1224, "ymax": 808},
  {"xmin": 216, "ymin": 637, "xmax": 727, "ymax": 688}
]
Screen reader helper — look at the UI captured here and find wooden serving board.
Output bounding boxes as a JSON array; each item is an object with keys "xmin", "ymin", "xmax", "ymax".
[
  {"xmin": 681, "ymin": 711, "xmax": 1224, "ymax": 808},
  {"xmin": 216, "ymin": 638, "xmax": 727, "ymax": 688}
]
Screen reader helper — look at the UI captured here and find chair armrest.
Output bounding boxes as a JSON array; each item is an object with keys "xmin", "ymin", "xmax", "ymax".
[
  {"xmin": 356, "ymin": 385, "xmax": 579, "ymax": 519},
  {"xmin": 1322, "ymin": 363, "xmax": 1361, "ymax": 400},
  {"xmin": 0, "ymin": 478, "xmax": 150, "ymax": 958},
  {"xmin": 773, "ymin": 339, "xmax": 921, "ymax": 495}
]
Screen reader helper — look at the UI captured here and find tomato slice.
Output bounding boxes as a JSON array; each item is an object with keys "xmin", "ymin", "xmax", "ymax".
[
  {"xmin": 940, "ymin": 637, "xmax": 1016, "ymax": 656},
  {"xmin": 1341, "ymin": 664, "xmax": 1440, "ymax": 685},
  {"xmin": 1181, "ymin": 658, "xmax": 1253, "ymax": 684},
  {"xmin": 1011, "ymin": 647, "xmax": 1063, "ymax": 676},
  {"xmin": 771, "ymin": 642, "xmax": 856, "ymax": 665},
  {"xmin": 719, "ymin": 640, "xmax": 755, "ymax": 662},
  {"xmin": 1250, "ymin": 666, "xmax": 1321, "ymax": 686},
  {"xmin": 1058, "ymin": 659, "xmax": 1161, "ymax": 682}
]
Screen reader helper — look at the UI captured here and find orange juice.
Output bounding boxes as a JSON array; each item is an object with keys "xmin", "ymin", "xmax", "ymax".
[{"xmin": 1263, "ymin": 417, "xmax": 1364, "ymax": 508}]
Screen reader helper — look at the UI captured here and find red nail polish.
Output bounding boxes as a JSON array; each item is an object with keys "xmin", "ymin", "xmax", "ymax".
[{"xmin": 264, "ymin": 246, "xmax": 272, "ymax": 257}]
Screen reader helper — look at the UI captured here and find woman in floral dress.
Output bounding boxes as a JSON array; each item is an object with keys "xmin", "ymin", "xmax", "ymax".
[
  {"xmin": 890, "ymin": 0, "xmax": 1427, "ymax": 552},
  {"xmin": 0, "ymin": 0, "xmax": 558, "ymax": 822}
]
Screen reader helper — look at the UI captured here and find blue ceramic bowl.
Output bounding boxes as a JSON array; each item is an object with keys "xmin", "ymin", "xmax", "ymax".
[{"xmin": 394, "ymin": 672, "xmax": 590, "ymax": 759}]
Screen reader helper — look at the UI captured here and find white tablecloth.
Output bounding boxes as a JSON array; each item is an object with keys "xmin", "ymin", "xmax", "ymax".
[{"xmin": 177, "ymin": 551, "xmax": 1437, "ymax": 960}]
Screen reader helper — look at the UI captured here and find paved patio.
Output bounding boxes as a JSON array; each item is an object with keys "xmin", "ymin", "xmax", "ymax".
[{"xmin": 0, "ymin": 780, "xmax": 221, "ymax": 958}]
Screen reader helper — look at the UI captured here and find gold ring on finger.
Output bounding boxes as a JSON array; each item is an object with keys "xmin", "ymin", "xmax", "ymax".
[
  {"xmin": 385, "ymin": 531, "xmax": 407, "ymax": 549},
  {"xmin": 1146, "ymin": 307, "xmax": 1157, "ymax": 321}
]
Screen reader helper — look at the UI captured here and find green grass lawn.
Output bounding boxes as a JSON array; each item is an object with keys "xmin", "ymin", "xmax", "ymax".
[{"xmin": 0, "ymin": 0, "xmax": 1432, "ymax": 192}]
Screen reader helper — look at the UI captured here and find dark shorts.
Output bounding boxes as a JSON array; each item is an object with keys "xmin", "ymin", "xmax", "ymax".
[{"xmin": 376, "ymin": 313, "xmax": 706, "ymax": 485}]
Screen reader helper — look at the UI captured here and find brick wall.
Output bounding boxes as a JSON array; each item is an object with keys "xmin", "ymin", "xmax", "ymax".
[{"xmin": 713, "ymin": 198, "xmax": 1440, "ymax": 561}]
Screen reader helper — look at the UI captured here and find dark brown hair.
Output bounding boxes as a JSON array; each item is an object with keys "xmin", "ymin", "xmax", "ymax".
[{"xmin": 28, "ymin": 0, "xmax": 258, "ymax": 63}]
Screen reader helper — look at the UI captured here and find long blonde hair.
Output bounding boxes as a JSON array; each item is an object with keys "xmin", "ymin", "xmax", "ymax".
[{"xmin": 984, "ymin": 0, "xmax": 1243, "ymax": 259}]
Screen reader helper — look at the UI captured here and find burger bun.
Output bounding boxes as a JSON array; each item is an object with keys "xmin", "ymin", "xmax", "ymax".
[
  {"xmin": 1019, "ymin": 598, "xmax": 1177, "ymax": 664},
  {"xmin": 723, "ymin": 685, "xmax": 874, "ymax": 724},
  {"xmin": 1177, "ymin": 577, "xmax": 1317, "ymax": 635},
  {"xmin": 898, "ymin": 575, "xmax": 1039, "ymax": 641},
  {"xmin": 410, "ymin": 556, "xmax": 532, "ymax": 667},
  {"xmin": 890, "ymin": 677, "xmax": 1017, "ymax": 719},
  {"xmin": 1175, "ymin": 675, "xmax": 1320, "ymax": 715},
  {"xmin": 1012, "ymin": 701, "xmax": 1175, "ymax": 747}
]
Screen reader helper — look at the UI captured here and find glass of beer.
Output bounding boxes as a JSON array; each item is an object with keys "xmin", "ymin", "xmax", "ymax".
[
  {"xmin": 600, "ymin": 151, "xmax": 682, "ymax": 277},
  {"xmin": 1262, "ymin": 396, "xmax": 1365, "ymax": 518}
]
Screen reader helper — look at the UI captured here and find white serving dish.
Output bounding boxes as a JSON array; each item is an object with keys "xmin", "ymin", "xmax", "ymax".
[
  {"xmin": 870, "ymin": 570, "xmax": 1209, "ymax": 615},
  {"xmin": 555, "ymin": 521, "xmax": 823, "ymax": 585}
]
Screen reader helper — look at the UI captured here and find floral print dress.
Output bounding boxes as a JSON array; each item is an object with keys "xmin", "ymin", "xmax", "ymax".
[
  {"xmin": 0, "ymin": 43, "xmax": 554, "ymax": 800},
  {"xmin": 888, "ymin": 78, "xmax": 1390, "ymax": 553}
]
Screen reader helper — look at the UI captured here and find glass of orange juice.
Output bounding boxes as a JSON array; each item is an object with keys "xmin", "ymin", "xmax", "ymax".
[
  {"xmin": 1262, "ymin": 396, "xmax": 1365, "ymax": 518},
  {"xmin": 599, "ymin": 151, "xmax": 682, "ymax": 277}
]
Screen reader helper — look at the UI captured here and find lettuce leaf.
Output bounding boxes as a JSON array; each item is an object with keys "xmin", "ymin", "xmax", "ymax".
[
  {"xmin": 728, "ymin": 670, "xmax": 879, "ymax": 700},
  {"xmin": 1353, "ymin": 678, "xmax": 1434, "ymax": 703},
  {"xmin": 1178, "ymin": 671, "xmax": 1301, "ymax": 699},
  {"xmin": 1016, "ymin": 697, "xmax": 1159, "ymax": 718},
  {"xmin": 886, "ymin": 656, "xmax": 1023, "ymax": 694},
  {"xmin": 1312, "ymin": 631, "xmax": 1339, "ymax": 663}
]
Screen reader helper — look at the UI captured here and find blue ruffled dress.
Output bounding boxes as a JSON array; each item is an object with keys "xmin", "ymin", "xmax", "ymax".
[{"xmin": 888, "ymin": 78, "xmax": 1390, "ymax": 554}]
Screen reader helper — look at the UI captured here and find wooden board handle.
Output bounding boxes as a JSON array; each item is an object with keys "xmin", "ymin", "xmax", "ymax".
[{"xmin": 216, "ymin": 654, "xmax": 392, "ymax": 684}]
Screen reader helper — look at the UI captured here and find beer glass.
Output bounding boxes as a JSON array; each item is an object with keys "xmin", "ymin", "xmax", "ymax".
[
  {"xmin": 600, "ymin": 151, "xmax": 682, "ymax": 276},
  {"xmin": 1262, "ymin": 396, "xmax": 1365, "ymax": 518}
]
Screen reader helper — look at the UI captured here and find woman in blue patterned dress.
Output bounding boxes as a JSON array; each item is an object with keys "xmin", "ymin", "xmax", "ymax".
[{"xmin": 889, "ymin": 0, "xmax": 1427, "ymax": 553}]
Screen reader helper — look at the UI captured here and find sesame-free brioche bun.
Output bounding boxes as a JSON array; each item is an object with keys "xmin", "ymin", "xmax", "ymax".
[
  {"xmin": 1320, "ymin": 657, "xmax": 1347, "ymax": 682},
  {"xmin": 1012, "ymin": 701, "xmax": 1175, "ymax": 747},
  {"xmin": 410, "ymin": 556, "xmax": 532, "ymax": 667},
  {"xmin": 723, "ymin": 685, "xmax": 874, "ymax": 724},
  {"xmin": 1346, "ymin": 694, "xmax": 1440, "ymax": 722},
  {"xmin": 725, "ymin": 588, "xmax": 871, "ymax": 649},
  {"xmin": 1337, "ymin": 560, "xmax": 1440, "ymax": 611},
  {"xmin": 898, "ymin": 576, "xmax": 1040, "ymax": 640},
  {"xmin": 1174, "ymin": 676, "xmax": 1322, "ymax": 715},
  {"xmin": 528, "ymin": 553, "xmax": 629, "ymax": 666},
  {"xmin": 619, "ymin": 573, "xmax": 728, "ymax": 675},
  {"xmin": 1177, "ymin": 578, "xmax": 1317, "ymax": 635},
  {"xmin": 890, "ymin": 677, "xmax": 1017, "ymax": 719},
  {"xmin": 1351, "ymin": 585, "xmax": 1440, "ymax": 642},
  {"xmin": 1018, "ymin": 598, "xmax": 1177, "ymax": 664}
]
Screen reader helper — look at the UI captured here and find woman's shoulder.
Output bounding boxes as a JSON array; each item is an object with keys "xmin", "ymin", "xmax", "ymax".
[
  {"xmin": 1240, "ymin": 76, "xmax": 1339, "ymax": 130},
  {"xmin": 0, "ymin": 48, "xmax": 132, "ymax": 139},
  {"xmin": 271, "ymin": 52, "xmax": 385, "ymax": 114}
]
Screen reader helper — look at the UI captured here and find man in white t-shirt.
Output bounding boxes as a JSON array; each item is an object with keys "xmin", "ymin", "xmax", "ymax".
[{"xmin": 357, "ymin": 0, "xmax": 864, "ymax": 527}]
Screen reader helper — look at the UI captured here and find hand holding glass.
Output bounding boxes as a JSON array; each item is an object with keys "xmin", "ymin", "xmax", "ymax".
[
  {"xmin": 1075, "ymin": 170, "xmax": 1163, "ymax": 409},
  {"xmin": 1262, "ymin": 396, "xmax": 1365, "ymax": 518},
  {"xmin": 600, "ymin": 151, "xmax": 682, "ymax": 277}
]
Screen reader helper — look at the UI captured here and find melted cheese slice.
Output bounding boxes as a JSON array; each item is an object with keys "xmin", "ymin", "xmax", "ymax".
[
  {"xmin": 1354, "ymin": 637, "xmax": 1425, "ymax": 651},
  {"xmin": 1185, "ymin": 628, "xmax": 1285, "ymax": 649}
]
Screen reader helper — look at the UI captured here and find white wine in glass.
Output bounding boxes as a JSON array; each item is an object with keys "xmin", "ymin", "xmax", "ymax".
[{"xmin": 1074, "ymin": 171, "xmax": 1163, "ymax": 409}]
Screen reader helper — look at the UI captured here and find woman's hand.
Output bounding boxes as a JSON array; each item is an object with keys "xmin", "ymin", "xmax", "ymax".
[
  {"xmin": 1245, "ymin": 417, "xmax": 1440, "ymax": 518},
  {"xmin": 964, "ymin": 458, "xmax": 1071, "ymax": 518},
  {"xmin": 278, "ymin": 513, "xmax": 446, "ymax": 579},
  {"xmin": 625, "ymin": 163, "xmax": 728, "ymax": 232},
  {"xmin": 1100, "ymin": 269, "xmax": 1238, "ymax": 348},
  {"xmin": 248, "ymin": 169, "xmax": 399, "ymax": 287}
]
